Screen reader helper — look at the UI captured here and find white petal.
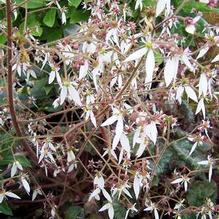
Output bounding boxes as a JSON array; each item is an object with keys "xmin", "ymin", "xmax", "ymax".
[
  {"xmin": 101, "ymin": 115, "xmax": 118, "ymax": 127},
  {"xmin": 120, "ymin": 133, "xmax": 130, "ymax": 153},
  {"xmin": 145, "ymin": 122, "xmax": 158, "ymax": 144},
  {"xmin": 185, "ymin": 86, "xmax": 198, "ymax": 102},
  {"xmin": 99, "ymin": 203, "xmax": 111, "ymax": 212},
  {"xmin": 181, "ymin": 55, "xmax": 195, "ymax": 72},
  {"xmin": 176, "ymin": 86, "xmax": 184, "ymax": 104},
  {"xmin": 90, "ymin": 111, "xmax": 97, "ymax": 127},
  {"xmin": 0, "ymin": 194, "xmax": 4, "ymax": 203},
  {"xmin": 49, "ymin": 71, "xmax": 56, "ymax": 84},
  {"xmin": 79, "ymin": 60, "xmax": 89, "ymax": 79},
  {"xmin": 5, "ymin": 191, "xmax": 21, "ymax": 199},
  {"xmin": 197, "ymin": 47, "xmax": 209, "ymax": 59},
  {"xmin": 118, "ymin": 148, "xmax": 124, "ymax": 164},
  {"xmin": 123, "ymin": 188, "xmax": 132, "ymax": 198},
  {"xmin": 124, "ymin": 48, "xmax": 147, "ymax": 62},
  {"xmin": 133, "ymin": 128, "xmax": 140, "ymax": 147},
  {"xmin": 60, "ymin": 86, "xmax": 68, "ymax": 105},
  {"xmin": 164, "ymin": 56, "xmax": 179, "ymax": 87},
  {"xmin": 108, "ymin": 206, "xmax": 114, "ymax": 219},
  {"xmin": 185, "ymin": 25, "xmax": 196, "ymax": 34},
  {"xmin": 145, "ymin": 49, "xmax": 155, "ymax": 86},
  {"xmin": 199, "ymin": 73, "xmax": 208, "ymax": 97},
  {"xmin": 136, "ymin": 141, "xmax": 146, "ymax": 158},
  {"xmin": 189, "ymin": 142, "xmax": 198, "ymax": 156},
  {"xmin": 102, "ymin": 188, "xmax": 112, "ymax": 202},
  {"xmin": 156, "ymin": 0, "xmax": 166, "ymax": 17},
  {"xmin": 133, "ymin": 172, "xmax": 142, "ymax": 199},
  {"xmin": 68, "ymin": 85, "xmax": 82, "ymax": 106},
  {"xmin": 11, "ymin": 162, "xmax": 17, "ymax": 177},
  {"xmin": 195, "ymin": 98, "xmax": 205, "ymax": 118},
  {"xmin": 171, "ymin": 178, "xmax": 183, "ymax": 184},
  {"xmin": 209, "ymin": 164, "xmax": 213, "ymax": 182},
  {"xmin": 211, "ymin": 54, "xmax": 219, "ymax": 63},
  {"xmin": 154, "ymin": 208, "xmax": 159, "ymax": 219},
  {"xmin": 88, "ymin": 188, "xmax": 101, "ymax": 201},
  {"xmin": 21, "ymin": 178, "xmax": 30, "ymax": 195}
]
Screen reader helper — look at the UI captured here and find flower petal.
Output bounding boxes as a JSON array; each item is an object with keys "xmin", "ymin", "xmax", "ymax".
[{"xmin": 124, "ymin": 48, "xmax": 147, "ymax": 62}]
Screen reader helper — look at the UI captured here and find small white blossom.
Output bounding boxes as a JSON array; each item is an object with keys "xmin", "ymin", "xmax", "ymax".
[
  {"xmin": 0, "ymin": 190, "xmax": 21, "ymax": 203},
  {"xmin": 198, "ymin": 155, "xmax": 214, "ymax": 182},
  {"xmin": 144, "ymin": 202, "xmax": 159, "ymax": 219},
  {"xmin": 171, "ymin": 175, "xmax": 190, "ymax": 191},
  {"xmin": 11, "ymin": 160, "xmax": 23, "ymax": 177}
]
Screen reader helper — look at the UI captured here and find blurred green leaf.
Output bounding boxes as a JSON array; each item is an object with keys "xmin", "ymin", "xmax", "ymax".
[
  {"xmin": 15, "ymin": 0, "xmax": 46, "ymax": 9},
  {"xmin": 0, "ymin": 201, "xmax": 13, "ymax": 216},
  {"xmin": 64, "ymin": 205, "xmax": 84, "ymax": 219},
  {"xmin": 43, "ymin": 9, "xmax": 57, "ymax": 27},
  {"xmin": 68, "ymin": 0, "xmax": 82, "ymax": 8},
  {"xmin": 68, "ymin": 7, "xmax": 90, "ymax": 24},
  {"xmin": 0, "ymin": 34, "xmax": 6, "ymax": 44},
  {"xmin": 187, "ymin": 180, "xmax": 217, "ymax": 206}
]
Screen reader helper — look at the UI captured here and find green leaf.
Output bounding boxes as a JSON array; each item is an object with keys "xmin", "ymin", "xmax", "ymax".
[
  {"xmin": 43, "ymin": 9, "xmax": 56, "ymax": 27},
  {"xmin": 68, "ymin": 0, "xmax": 82, "ymax": 8},
  {"xmin": 19, "ymin": 14, "xmax": 43, "ymax": 37},
  {"xmin": 68, "ymin": 7, "xmax": 90, "ymax": 24},
  {"xmin": 64, "ymin": 206, "xmax": 84, "ymax": 219},
  {"xmin": 0, "ymin": 34, "xmax": 6, "ymax": 44},
  {"xmin": 15, "ymin": 0, "xmax": 46, "ymax": 9},
  {"xmin": 187, "ymin": 180, "xmax": 217, "ymax": 206},
  {"xmin": 15, "ymin": 155, "xmax": 32, "ymax": 168},
  {"xmin": 0, "ymin": 201, "xmax": 13, "ymax": 216},
  {"xmin": 114, "ymin": 202, "xmax": 126, "ymax": 219}
]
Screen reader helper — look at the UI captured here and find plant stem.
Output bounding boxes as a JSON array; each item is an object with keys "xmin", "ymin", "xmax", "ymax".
[{"xmin": 6, "ymin": 0, "xmax": 37, "ymax": 164}]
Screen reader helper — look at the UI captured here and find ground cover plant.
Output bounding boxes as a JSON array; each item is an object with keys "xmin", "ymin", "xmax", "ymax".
[{"xmin": 0, "ymin": 0, "xmax": 219, "ymax": 218}]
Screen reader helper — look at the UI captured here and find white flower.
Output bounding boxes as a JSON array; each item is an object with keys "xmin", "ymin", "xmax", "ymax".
[
  {"xmin": 198, "ymin": 155, "xmax": 214, "ymax": 182},
  {"xmin": 156, "ymin": 0, "xmax": 171, "ymax": 17},
  {"xmin": 185, "ymin": 16, "xmax": 201, "ymax": 35},
  {"xmin": 164, "ymin": 50, "xmax": 195, "ymax": 87},
  {"xmin": 0, "ymin": 190, "xmax": 21, "ymax": 203},
  {"xmin": 112, "ymin": 182, "xmax": 132, "ymax": 199},
  {"xmin": 102, "ymin": 148, "xmax": 118, "ymax": 161},
  {"xmin": 84, "ymin": 106, "xmax": 97, "ymax": 127},
  {"xmin": 175, "ymin": 85, "xmax": 198, "ymax": 104},
  {"xmin": 99, "ymin": 202, "xmax": 114, "ymax": 219},
  {"xmin": 101, "ymin": 107, "xmax": 124, "ymax": 150},
  {"xmin": 11, "ymin": 160, "xmax": 23, "ymax": 177},
  {"xmin": 48, "ymin": 65, "xmax": 62, "ymax": 85},
  {"xmin": 171, "ymin": 175, "xmax": 190, "ymax": 191},
  {"xmin": 59, "ymin": 81, "xmax": 82, "ymax": 106},
  {"xmin": 125, "ymin": 203, "xmax": 138, "ymax": 219},
  {"xmin": 124, "ymin": 41, "xmax": 155, "ymax": 88},
  {"xmin": 144, "ymin": 202, "xmax": 159, "ymax": 219},
  {"xmin": 32, "ymin": 188, "xmax": 43, "ymax": 201},
  {"xmin": 94, "ymin": 174, "xmax": 105, "ymax": 189}
]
